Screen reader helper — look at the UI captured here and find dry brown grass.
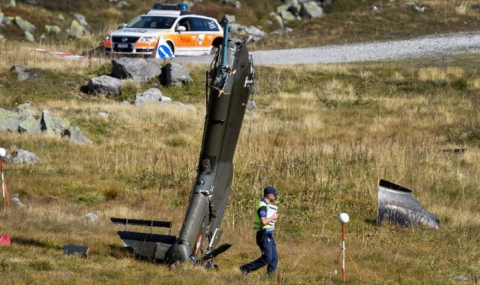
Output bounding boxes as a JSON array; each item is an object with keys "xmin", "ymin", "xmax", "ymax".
[
  {"xmin": 0, "ymin": 40, "xmax": 108, "ymax": 72},
  {"xmin": 2, "ymin": 25, "xmax": 480, "ymax": 284}
]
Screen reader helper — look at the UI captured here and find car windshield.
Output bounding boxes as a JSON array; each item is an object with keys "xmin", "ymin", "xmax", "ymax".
[{"xmin": 126, "ymin": 16, "xmax": 177, "ymax": 29}]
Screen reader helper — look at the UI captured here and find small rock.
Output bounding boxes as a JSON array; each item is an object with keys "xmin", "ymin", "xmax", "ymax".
[
  {"xmin": 11, "ymin": 197, "xmax": 26, "ymax": 208},
  {"xmin": 85, "ymin": 213, "xmax": 98, "ymax": 222}
]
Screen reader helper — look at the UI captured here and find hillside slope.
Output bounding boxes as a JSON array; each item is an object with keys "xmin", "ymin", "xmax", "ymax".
[{"xmin": 2, "ymin": 0, "xmax": 480, "ymax": 52}]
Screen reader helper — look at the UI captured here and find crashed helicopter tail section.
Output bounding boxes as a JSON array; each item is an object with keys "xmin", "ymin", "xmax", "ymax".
[
  {"xmin": 163, "ymin": 27, "xmax": 254, "ymax": 268},
  {"xmin": 377, "ymin": 179, "xmax": 439, "ymax": 229},
  {"xmin": 111, "ymin": 21, "xmax": 255, "ymax": 268}
]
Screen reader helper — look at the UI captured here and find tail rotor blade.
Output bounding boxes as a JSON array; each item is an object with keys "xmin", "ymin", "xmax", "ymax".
[{"xmin": 206, "ymin": 243, "xmax": 232, "ymax": 258}]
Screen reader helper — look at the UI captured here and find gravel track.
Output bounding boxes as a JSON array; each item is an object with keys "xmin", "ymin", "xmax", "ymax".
[{"xmin": 173, "ymin": 32, "xmax": 480, "ymax": 66}]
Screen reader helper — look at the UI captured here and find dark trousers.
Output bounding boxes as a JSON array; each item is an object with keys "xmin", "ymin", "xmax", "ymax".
[{"xmin": 241, "ymin": 230, "xmax": 278, "ymax": 274}]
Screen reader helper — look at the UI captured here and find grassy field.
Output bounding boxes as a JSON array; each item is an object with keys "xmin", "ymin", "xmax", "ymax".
[{"xmin": 1, "ymin": 1, "xmax": 480, "ymax": 284}]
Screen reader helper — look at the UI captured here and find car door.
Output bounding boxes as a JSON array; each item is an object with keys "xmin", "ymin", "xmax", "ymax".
[
  {"xmin": 190, "ymin": 17, "xmax": 221, "ymax": 55},
  {"xmin": 175, "ymin": 17, "xmax": 198, "ymax": 55}
]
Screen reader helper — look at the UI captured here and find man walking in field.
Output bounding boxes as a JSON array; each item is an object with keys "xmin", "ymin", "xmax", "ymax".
[{"xmin": 239, "ymin": 186, "xmax": 279, "ymax": 277}]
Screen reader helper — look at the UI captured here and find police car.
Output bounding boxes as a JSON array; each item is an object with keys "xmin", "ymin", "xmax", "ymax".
[{"xmin": 103, "ymin": 3, "xmax": 224, "ymax": 57}]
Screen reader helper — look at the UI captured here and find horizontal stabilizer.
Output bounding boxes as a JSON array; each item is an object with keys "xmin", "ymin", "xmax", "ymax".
[
  {"xmin": 116, "ymin": 231, "xmax": 177, "ymax": 260},
  {"xmin": 117, "ymin": 231, "xmax": 177, "ymax": 244},
  {"xmin": 377, "ymin": 179, "xmax": 439, "ymax": 229},
  {"xmin": 111, "ymin": 217, "xmax": 172, "ymax": 229},
  {"xmin": 112, "ymin": 217, "xmax": 177, "ymax": 260}
]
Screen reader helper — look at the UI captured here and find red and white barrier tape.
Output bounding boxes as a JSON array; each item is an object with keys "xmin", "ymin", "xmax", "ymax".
[{"xmin": 35, "ymin": 48, "xmax": 98, "ymax": 60}]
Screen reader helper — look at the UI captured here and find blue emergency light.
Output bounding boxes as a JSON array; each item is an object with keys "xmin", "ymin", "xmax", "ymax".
[{"xmin": 152, "ymin": 3, "xmax": 189, "ymax": 12}]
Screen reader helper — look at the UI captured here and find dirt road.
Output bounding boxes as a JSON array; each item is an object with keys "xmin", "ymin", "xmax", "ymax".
[{"xmin": 173, "ymin": 32, "xmax": 480, "ymax": 66}]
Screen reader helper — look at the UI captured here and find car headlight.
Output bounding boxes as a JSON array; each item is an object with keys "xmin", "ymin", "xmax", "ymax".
[
  {"xmin": 140, "ymin": 36, "xmax": 158, "ymax": 43},
  {"xmin": 105, "ymin": 36, "xmax": 111, "ymax": 41}
]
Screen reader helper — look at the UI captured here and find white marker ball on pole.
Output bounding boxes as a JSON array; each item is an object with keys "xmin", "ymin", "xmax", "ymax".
[
  {"xmin": 0, "ymin": 147, "xmax": 5, "ymax": 157},
  {"xmin": 338, "ymin": 212, "xmax": 350, "ymax": 224}
]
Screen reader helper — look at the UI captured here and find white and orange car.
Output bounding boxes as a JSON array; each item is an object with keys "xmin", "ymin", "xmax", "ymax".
[{"xmin": 103, "ymin": 3, "xmax": 224, "ymax": 56}]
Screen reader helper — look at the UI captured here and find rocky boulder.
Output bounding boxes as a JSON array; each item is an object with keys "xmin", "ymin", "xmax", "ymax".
[
  {"xmin": 87, "ymin": 75, "xmax": 122, "ymax": 96},
  {"xmin": 162, "ymin": 62, "xmax": 193, "ymax": 87},
  {"xmin": 0, "ymin": 103, "xmax": 92, "ymax": 144},
  {"xmin": 135, "ymin": 88, "xmax": 172, "ymax": 106},
  {"xmin": 4, "ymin": 149, "xmax": 40, "ymax": 164},
  {"xmin": 10, "ymin": 65, "xmax": 38, "ymax": 81},
  {"xmin": 112, "ymin": 58, "xmax": 162, "ymax": 84}
]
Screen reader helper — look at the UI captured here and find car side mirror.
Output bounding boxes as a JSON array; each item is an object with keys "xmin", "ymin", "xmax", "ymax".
[{"xmin": 176, "ymin": 25, "xmax": 186, "ymax": 32}]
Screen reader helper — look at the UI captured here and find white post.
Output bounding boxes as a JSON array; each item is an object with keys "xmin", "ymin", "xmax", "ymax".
[
  {"xmin": 0, "ymin": 148, "xmax": 6, "ymax": 212},
  {"xmin": 1, "ymin": 163, "xmax": 4, "ymax": 195},
  {"xmin": 342, "ymin": 223, "xmax": 346, "ymax": 281},
  {"xmin": 338, "ymin": 213, "xmax": 350, "ymax": 282}
]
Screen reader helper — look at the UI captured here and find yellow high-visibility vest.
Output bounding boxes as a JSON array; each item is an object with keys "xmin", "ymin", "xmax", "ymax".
[{"xmin": 252, "ymin": 200, "xmax": 274, "ymax": 231}]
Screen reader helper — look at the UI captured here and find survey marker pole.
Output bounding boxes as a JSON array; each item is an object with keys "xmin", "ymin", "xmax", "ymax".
[
  {"xmin": 0, "ymin": 148, "xmax": 11, "ymax": 212},
  {"xmin": 342, "ymin": 222, "xmax": 346, "ymax": 280},
  {"xmin": 338, "ymin": 213, "xmax": 350, "ymax": 281}
]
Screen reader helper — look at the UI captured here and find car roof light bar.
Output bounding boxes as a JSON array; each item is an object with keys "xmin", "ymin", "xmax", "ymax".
[{"xmin": 152, "ymin": 3, "xmax": 189, "ymax": 12}]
